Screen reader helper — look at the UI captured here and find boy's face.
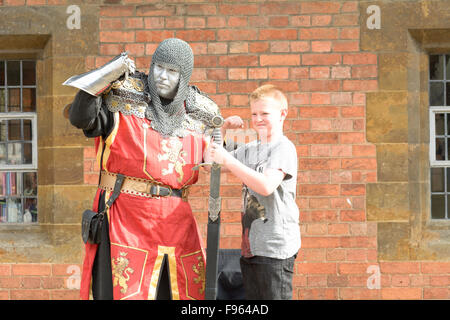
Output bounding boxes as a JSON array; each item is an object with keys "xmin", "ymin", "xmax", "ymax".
[{"xmin": 250, "ymin": 98, "xmax": 287, "ymax": 141}]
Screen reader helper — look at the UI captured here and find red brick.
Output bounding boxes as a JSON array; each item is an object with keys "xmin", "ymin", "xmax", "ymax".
[
  {"xmin": 298, "ymin": 262, "xmax": 337, "ymax": 275},
  {"xmin": 218, "ymin": 82, "xmax": 259, "ymax": 94},
  {"xmin": 299, "ymin": 132, "xmax": 339, "ymax": 144},
  {"xmin": 340, "ymin": 27, "xmax": 360, "ymax": 39},
  {"xmin": 176, "ymin": 30, "xmax": 215, "ymax": 42},
  {"xmin": 340, "ymin": 210, "xmax": 365, "ymax": 221},
  {"xmin": 227, "ymin": 16, "xmax": 247, "ymax": 28},
  {"xmin": 424, "ymin": 288, "xmax": 450, "ymax": 300},
  {"xmin": 339, "ymin": 288, "xmax": 381, "ymax": 300},
  {"xmin": 301, "ymin": 80, "xmax": 340, "ymax": 92},
  {"xmin": 259, "ymin": 29, "xmax": 298, "ymax": 40},
  {"xmin": 340, "ymin": 132, "xmax": 365, "ymax": 143},
  {"xmin": 338, "ymin": 263, "xmax": 371, "ymax": 274},
  {"xmin": 136, "ymin": 5, "xmax": 175, "ymax": 17},
  {"xmin": 299, "ymin": 184, "xmax": 340, "ymax": 196},
  {"xmin": 100, "ymin": 6, "xmax": 134, "ymax": 17},
  {"xmin": 311, "ymin": 41, "xmax": 332, "ymax": 52},
  {"xmin": 261, "ymin": 2, "xmax": 302, "ymax": 15},
  {"xmin": 310, "ymin": 67, "xmax": 330, "ymax": 79},
  {"xmin": 300, "ymin": 28, "xmax": 339, "ymax": 40},
  {"xmin": 0, "ymin": 265, "xmax": 11, "ymax": 276},
  {"xmin": 268, "ymin": 16, "xmax": 289, "ymax": 27},
  {"xmin": 260, "ymin": 54, "xmax": 300, "ymax": 66},
  {"xmin": 352, "ymin": 145, "xmax": 376, "ymax": 157},
  {"xmin": 332, "ymin": 41, "xmax": 359, "ymax": 52},
  {"xmin": 381, "ymin": 288, "xmax": 422, "ymax": 300},
  {"xmin": 186, "ymin": 4, "xmax": 217, "ymax": 15},
  {"xmin": 421, "ymin": 262, "xmax": 450, "ymax": 274},
  {"xmin": 99, "ymin": 18, "xmax": 124, "ymax": 30},
  {"xmin": 0, "ymin": 277, "xmax": 21, "ymax": 288},
  {"xmin": 219, "ymin": 55, "xmax": 258, "ymax": 67},
  {"xmin": 51, "ymin": 290, "xmax": 81, "ymax": 300},
  {"xmin": 302, "ymin": 53, "xmax": 341, "ymax": 65},
  {"xmin": 298, "ymin": 288, "xmax": 338, "ymax": 300},
  {"xmin": 100, "ymin": 31, "xmax": 135, "ymax": 43},
  {"xmin": 333, "ymin": 14, "xmax": 359, "ymax": 26},
  {"xmin": 12, "ymin": 264, "xmax": 51, "ymax": 276},
  {"xmin": 342, "ymin": 158, "xmax": 377, "ymax": 170},
  {"xmin": 249, "ymin": 42, "xmax": 269, "ymax": 53},
  {"xmin": 219, "ymin": 4, "xmax": 259, "ymax": 15},
  {"xmin": 291, "ymin": 15, "xmax": 311, "ymax": 27},
  {"xmin": 341, "ymin": 106, "xmax": 365, "ymax": 117},
  {"xmin": 10, "ymin": 289, "xmax": 50, "ymax": 300},
  {"xmin": 195, "ymin": 56, "xmax": 218, "ymax": 68}
]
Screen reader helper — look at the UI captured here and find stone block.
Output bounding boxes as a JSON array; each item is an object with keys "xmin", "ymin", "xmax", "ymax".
[
  {"xmin": 366, "ymin": 91, "xmax": 408, "ymax": 143},
  {"xmin": 367, "ymin": 182, "xmax": 410, "ymax": 221},
  {"xmin": 377, "ymin": 222, "xmax": 411, "ymax": 260},
  {"xmin": 376, "ymin": 143, "xmax": 408, "ymax": 182}
]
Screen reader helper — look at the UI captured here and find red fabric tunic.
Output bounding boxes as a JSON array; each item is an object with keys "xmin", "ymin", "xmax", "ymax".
[{"xmin": 80, "ymin": 111, "xmax": 207, "ymax": 300}]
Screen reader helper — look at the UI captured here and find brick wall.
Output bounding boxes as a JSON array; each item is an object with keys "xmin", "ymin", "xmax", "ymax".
[{"xmin": 0, "ymin": 0, "xmax": 449, "ymax": 300}]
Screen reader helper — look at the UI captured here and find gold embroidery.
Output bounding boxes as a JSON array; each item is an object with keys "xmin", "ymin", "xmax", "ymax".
[
  {"xmin": 192, "ymin": 256, "xmax": 205, "ymax": 295},
  {"xmin": 157, "ymin": 138, "xmax": 187, "ymax": 183},
  {"xmin": 112, "ymin": 251, "xmax": 135, "ymax": 294}
]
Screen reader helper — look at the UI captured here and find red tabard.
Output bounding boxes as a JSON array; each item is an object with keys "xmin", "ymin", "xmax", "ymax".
[{"xmin": 80, "ymin": 111, "xmax": 207, "ymax": 300}]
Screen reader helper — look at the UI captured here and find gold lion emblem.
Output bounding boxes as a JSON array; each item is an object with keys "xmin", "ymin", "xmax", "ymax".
[
  {"xmin": 192, "ymin": 256, "xmax": 205, "ymax": 295},
  {"xmin": 112, "ymin": 251, "xmax": 134, "ymax": 294},
  {"xmin": 157, "ymin": 138, "xmax": 187, "ymax": 183}
]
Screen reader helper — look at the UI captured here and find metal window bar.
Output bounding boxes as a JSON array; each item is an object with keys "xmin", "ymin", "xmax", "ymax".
[
  {"xmin": 0, "ymin": 60, "xmax": 37, "ymax": 224},
  {"xmin": 429, "ymin": 54, "xmax": 450, "ymax": 219}
]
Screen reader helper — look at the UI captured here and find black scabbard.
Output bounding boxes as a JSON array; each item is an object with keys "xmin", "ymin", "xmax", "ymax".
[
  {"xmin": 205, "ymin": 164, "xmax": 221, "ymax": 300},
  {"xmin": 204, "ymin": 116, "xmax": 224, "ymax": 300}
]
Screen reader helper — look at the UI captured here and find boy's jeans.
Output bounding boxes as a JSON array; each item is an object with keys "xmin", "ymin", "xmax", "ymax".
[{"xmin": 240, "ymin": 254, "xmax": 296, "ymax": 300}]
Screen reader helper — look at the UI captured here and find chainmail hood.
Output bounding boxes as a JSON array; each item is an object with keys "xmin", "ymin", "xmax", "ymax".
[{"xmin": 146, "ymin": 38, "xmax": 194, "ymax": 136}]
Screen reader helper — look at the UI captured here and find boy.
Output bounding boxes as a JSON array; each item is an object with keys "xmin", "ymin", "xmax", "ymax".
[{"xmin": 209, "ymin": 84, "xmax": 301, "ymax": 300}]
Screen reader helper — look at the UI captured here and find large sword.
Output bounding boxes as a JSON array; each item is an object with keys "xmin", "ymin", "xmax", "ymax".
[{"xmin": 204, "ymin": 115, "xmax": 224, "ymax": 300}]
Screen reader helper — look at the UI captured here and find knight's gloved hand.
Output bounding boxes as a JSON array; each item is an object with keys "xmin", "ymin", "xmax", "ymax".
[{"xmin": 124, "ymin": 57, "xmax": 136, "ymax": 75}]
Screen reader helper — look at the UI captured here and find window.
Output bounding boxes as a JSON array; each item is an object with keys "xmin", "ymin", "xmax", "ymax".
[
  {"xmin": 429, "ymin": 54, "xmax": 450, "ymax": 219},
  {"xmin": 0, "ymin": 60, "xmax": 37, "ymax": 223}
]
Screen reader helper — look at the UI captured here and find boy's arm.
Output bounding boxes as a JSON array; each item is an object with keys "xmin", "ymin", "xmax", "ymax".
[{"xmin": 209, "ymin": 143, "xmax": 285, "ymax": 196}]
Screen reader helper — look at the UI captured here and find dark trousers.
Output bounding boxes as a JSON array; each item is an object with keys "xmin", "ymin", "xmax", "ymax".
[{"xmin": 240, "ymin": 254, "xmax": 296, "ymax": 300}]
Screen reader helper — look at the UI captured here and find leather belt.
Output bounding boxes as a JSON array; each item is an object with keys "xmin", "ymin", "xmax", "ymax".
[{"xmin": 98, "ymin": 171, "xmax": 189, "ymax": 201}]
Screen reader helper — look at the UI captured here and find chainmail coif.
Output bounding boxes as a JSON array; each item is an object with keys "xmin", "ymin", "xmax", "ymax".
[{"xmin": 146, "ymin": 38, "xmax": 194, "ymax": 137}]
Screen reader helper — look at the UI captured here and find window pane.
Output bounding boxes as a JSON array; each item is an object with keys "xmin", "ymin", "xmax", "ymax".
[
  {"xmin": 431, "ymin": 194, "xmax": 446, "ymax": 219},
  {"xmin": 23, "ymin": 119, "xmax": 32, "ymax": 140},
  {"xmin": 7, "ymin": 143, "xmax": 22, "ymax": 165},
  {"xmin": 447, "ymin": 83, "xmax": 450, "ymax": 106},
  {"xmin": 6, "ymin": 61, "xmax": 20, "ymax": 86},
  {"xmin": 436, "ymin": 113, "xmax": 445, "ymax": 135},
  {"xmin": 430, "ymin": 82, "xmax": 444, "ymax": 106},
  {"xmin": 431, "ymin": 168, "xmax": 444, "ymax": 192},
  {"xmin": 446, "ymin": 55, "xmax": 450, "ymax": 79},
  {"xmin": 436, "ymin": 138, "xmax": 445, "ymax": 160},
  {"xmin": 0, "ymin": 89, "xmax": 5, "ymax": 112},
  {"xmin": 24, "ymin": 198, "xmax": 37, "ymax": 223},
  {"xmin": 23, "ymin": 172, "xmax": 37, "ymax": 196},
  {"xmin": 4, "ymin": 198, "xmax": 22, "ymax": 223},
  {"xmin": 8, "ymin": 88, "xmax": 21, "ymax": 112},
  {"xmin": 22, "ymin": 61, "xmax": 35, "ymax": 86},
  {"xmin": 23, "ymin": 143, "xmax": 32, "ymax": 164},
  {"xmin": 0, "ymin": 144, "xmax": 5, "ymax": 164},
  {"xmin": 430, "ymin": 55, "xmax": 444, "ymax": 80},
  {"xmin": 22, "ymin": 88, "xmax": 36, "ymax": 112},
  {"xmin": 8, "ymin": 119, "xmax": 21, "ymax": 141},
  {"xmin": 0, "ymin": 61, "xmax": 4, "ymax": 86},
  {"xmin": 0, "ymin": 121, "xmax": 6, "ymax": 141}
]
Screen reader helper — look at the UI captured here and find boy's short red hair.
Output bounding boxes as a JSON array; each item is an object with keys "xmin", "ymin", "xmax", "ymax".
[{"xmin": 250, "ymin": 84, "xmax": 288, "ymax": 111}]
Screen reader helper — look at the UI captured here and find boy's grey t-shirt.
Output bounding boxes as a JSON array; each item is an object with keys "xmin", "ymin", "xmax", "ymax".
[{"xmin": 231, "ymin": 135, "xmax": 301, "ymax": 259}]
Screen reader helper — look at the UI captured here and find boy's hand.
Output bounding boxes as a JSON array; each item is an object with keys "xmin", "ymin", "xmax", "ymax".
[
  {"xmin": 208, "ymin": 142, "xmax": 230, "ymax": 165},
  {"xmin": 222, "ymin": 116, "xmax": 244, "ymax": 137}
]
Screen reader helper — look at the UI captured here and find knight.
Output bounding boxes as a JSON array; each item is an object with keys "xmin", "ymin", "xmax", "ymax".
[{"xmin": 65, "ymin": 38, "xmax": 233, "ymax": 300}]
